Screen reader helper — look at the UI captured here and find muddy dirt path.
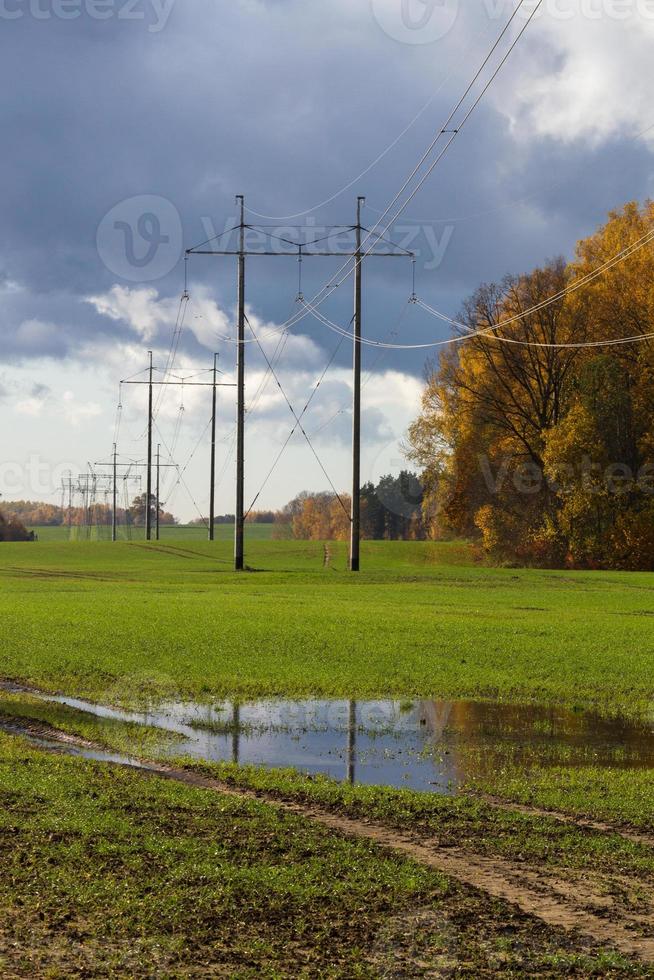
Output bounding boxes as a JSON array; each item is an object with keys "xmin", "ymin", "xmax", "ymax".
[{"xmin": 3, "ymin": 715, "xmax": 654, "ymax": 964}]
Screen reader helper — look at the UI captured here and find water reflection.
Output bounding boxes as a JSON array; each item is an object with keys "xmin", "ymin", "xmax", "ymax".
[
  {"xmin": 2, "ymin": 684, "xmax": 653, "ymax": 794},
  {"xmin": 347, "ymin": 700, "xmax": 356, "ymax": 785}
]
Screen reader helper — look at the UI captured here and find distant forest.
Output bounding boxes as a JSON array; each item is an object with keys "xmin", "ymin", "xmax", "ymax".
[
  {"xmin": 276, "ymin": 472, "xmax": 425, "ymax": 542},
  {"xmin": 1, "ymin": 496, "xmax": 176, "ymax": 529},
  {"xmin": 2, "ymin": 472, "xmax": 425, "ymax": 542},
  {"xmin": 190, "ymin": 473, "xmax": 425, "ymax": 541}
]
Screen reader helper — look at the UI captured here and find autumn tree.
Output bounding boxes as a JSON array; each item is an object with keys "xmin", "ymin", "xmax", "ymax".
[
  {"xmin": 291, "ymin": 492, "xmax": 351, "ymax": 541},
  {"xmin": 0, "ymin": 511, "xmax": 33, "ymax": 542},
  {"xmin": 286, "ymin": 475, "xmax": 426, "ymax": 542},
  {"xmin": 408, "ymin": 202, "xmax": 654, "ymax": 569},
  {"xmin": 408, "ymin": 258, "xmax": 584, "ymax": 561},
  {"xmin": 129, "ymin": 494, "xmax": 177, "ymax": 528}
]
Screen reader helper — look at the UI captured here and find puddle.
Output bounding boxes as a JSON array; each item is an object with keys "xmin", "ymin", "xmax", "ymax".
[
  {"xmin": 0, "ymin": 715, "xmax": 154, "ymax": 770},
  {"xmin": 33, "ymin": 739, "xmax": 156, "ymax": 770},
  {"xmin": 1, "ymin": 682, "xmax": 653, "ymax": 793}
]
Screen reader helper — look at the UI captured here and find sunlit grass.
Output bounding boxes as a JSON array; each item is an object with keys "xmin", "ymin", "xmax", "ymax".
[
  {"xmin": 0, "ymin": 538, "xmax": 652, "ymax": 716},
  {"xmin": 0, "ymin": 731, "xmax": 649, "ymax": 975}
]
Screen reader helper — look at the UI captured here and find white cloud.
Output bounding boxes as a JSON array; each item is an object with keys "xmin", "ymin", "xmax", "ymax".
[
  {"xmin": 15, "ymin": 387, "xmax": 101, "ymax": 427},
  {"xmin": 244, "ymin": 361, "xmax": 422, "ymax": 451},
  {"xmin": 85, "ymin": 285, "xmax": 181, "ymax": 342},
  {"xmin": 495, "ymin": 6, "xmax": 654, "ymax": 147},
  {"xmin": 61, "ymin": 391, "xmax": 102, "ymax": 428},
  {"xmin": 0, "ymin": 277, "xmax": 24, "ymax": 296}
]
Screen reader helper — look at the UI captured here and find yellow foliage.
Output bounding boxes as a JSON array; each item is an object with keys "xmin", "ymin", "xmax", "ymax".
[{"xmin": 407, "ymin": 202, "xmax": 654, "ymax": 569}]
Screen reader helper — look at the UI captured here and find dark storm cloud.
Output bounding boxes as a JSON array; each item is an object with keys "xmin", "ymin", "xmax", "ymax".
[{"xmin": 1, "ymin": 0, "xmax": 652, "ymax": 375}]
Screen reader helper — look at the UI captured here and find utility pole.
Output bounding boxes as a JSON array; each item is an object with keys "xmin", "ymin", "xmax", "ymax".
[
  {"xmin": 120, "ymin": 364, "xmax": 236, "ymax": 537},
  {"xmin": 66, "ymin": 472, "xmax": 73, "ymax": 533},
  {"xmin": 155, "ymin": 444, "xmax": 161, "ymax": 541},
  {"xmin": 186, "ymin": 196, "xmax": 413, "ymax": 572},
  {"xmin": 235, "ymin": 195, "xmax": 246, "ymax": 570},
  {"xmin": 350, "ymin": 197, "xmax": 365, "ymax": 573},
  {"xmin": 209, "ymin": 352, "xmax": 219, "ymax": 542},
  {"xmin": 146, "ymin": 350, "xmax": 154, "ymax": 541},
  {"xmin": 112, "ymin": 445, "xmax": 118, "ymax": 542}
]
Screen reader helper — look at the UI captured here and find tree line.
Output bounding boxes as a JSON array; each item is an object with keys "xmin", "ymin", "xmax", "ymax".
[
  {"xmin": 187, "ymin": 478, "xmax": 426, "ymax": 541},
  {"xmin": 277, "ymin": 472, "xmax": 426, "ymax": 541},
  {"xmin": 189, "ymin": 511, "xmax": 278, "ymax": 527},
  {"xmin": 1, "ymin": 495, "xmax": 177, "ymax": 528},
  {"xmin": 407, "ymin": 201, "xmax": 654, "ymax": 570}
]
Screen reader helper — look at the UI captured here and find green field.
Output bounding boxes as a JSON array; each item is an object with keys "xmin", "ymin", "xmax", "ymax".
[
  {"xmin": 2, "ymin": 538, "xmax": 654, "ymax": 975},
  {"xmin": 30, "ymin": 522, "xmax": 282, "ymax": 542},
  {"xmin": 4, "ymin": 732, "xmax": 645, "ymax": 979},
  {"xmin": 0, "ymin": 537, "xmax": 652, "ymax": 715}
]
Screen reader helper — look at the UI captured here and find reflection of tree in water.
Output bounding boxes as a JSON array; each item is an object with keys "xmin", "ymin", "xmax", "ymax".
[
  {"xmin": 418, "ymin": 701, "xmax": 454, "ymax": 741},
  {"xmin": 416, "ymin": 701, "xmax": 462, "ymax": 788},
  {"xmin": 420, "ymin": 700, "xmax": 654, "ymax": 776},
  {"xmin": 208, "ymin": 696, "xmax": 654, "ymax": 789}
]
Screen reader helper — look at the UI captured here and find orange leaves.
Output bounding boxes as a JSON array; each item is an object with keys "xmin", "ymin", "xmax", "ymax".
[{"xmin": 408, "ymin": 202, "xmax": 654, "ymax": 568}]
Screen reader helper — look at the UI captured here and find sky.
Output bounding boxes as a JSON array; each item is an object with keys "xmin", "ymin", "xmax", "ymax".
[{"xmin": 1, "ymin": 0, "xmax": 654, "ymax": 522}]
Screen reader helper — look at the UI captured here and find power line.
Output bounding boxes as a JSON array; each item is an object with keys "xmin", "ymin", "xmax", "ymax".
[
  {"xmin": 212, "ymin": 0, "xmax": 541, "ymax": 351},
  {"xmin": 153, "ymin": 419, "xmax": 210, "ymax": 530},
  {"xmin": 365, "ymin": 117, "xmax": 654, "ymax": 228},
  {"xmin": 282, "ymin": 0, "xmax": 542, "ymax": 327},
  {"xmin": 162, "ymin": 416, "xmax": 213, "ymax": 508},
  {"xmin": 297, "ymin": 221, "xmax": 654, "ymax": 351},
  {"xmin": 308, "ymin": 300, "xmax": 411, "ymax": 438},
  {"xmin": 414, "ymin": 226, "xmax": 654, "ymax": 347},
  {"xmin": 241, "ymin": 29, "xmax": 503, "ymax": 222},
  {"xmin": 152, "ymin": 289, "xmax": 190, "ymax": 423},
  {"xmin": 187, "ymin": 221, "xmax": 413, "ymax": 341},
  {"xmin": 415, "ymin": 300, "xmax": 654, "ymax": 350},
  {"xmin": 120, "ymin": 359, "xmax": 234, "ymax": 537},
  {"xmin": 354, "ymin": 0, "xmax": 544, "ymax": 264},
  {"xmin": 245, "ymin": 313, "xmax": 350, "ymax": 519},
  {"xmin": 189, "ymin": 289, "xmax": 310, "ymax": 346},
  {"xmin": 245, "ymin": 327, "xmax": 348, "ymax": 517},
  {"xmin": 187, "ymin": 198, "xmax": 411, "ymax": 570},
  {"xmin": 304, "ymin": 293, "xmax": 654, "ymax": 353}
]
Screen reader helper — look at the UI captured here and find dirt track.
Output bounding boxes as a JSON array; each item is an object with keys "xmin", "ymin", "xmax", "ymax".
[{"xmin": 3, "ymin": 714, "xmax": 654, "ymax": 965}]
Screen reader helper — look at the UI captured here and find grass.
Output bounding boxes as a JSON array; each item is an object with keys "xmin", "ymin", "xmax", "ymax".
[
  {"xmin": 184, "ymin": 760, "xmax": 654, "ymax": 881},
  {"xmin": 0, "ymin": 731, "xmax": 648, "ymax": 977},
  {"xmin": 1, "ymin": 537, "xmax": 654, "ymax": 974},
  {"xmin": 30, "ymin": 522, "xmax": 282, "ymax": 542},
  {"xmin": 465, "ymin": 757, "xmax": 654, "ymax": 832},
  {"xmin": 0, "ymin": 538, "xmax": 653, "ymax": 716},
  {"xmin": 0, "ymin": 731, "xmax": 446, "ymax": 977},
  {"xmin": 6, "ymin": 687, "xmax": 652, "ymax": 880}
]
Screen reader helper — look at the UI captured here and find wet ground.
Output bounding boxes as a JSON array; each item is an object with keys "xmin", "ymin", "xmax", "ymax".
[{"xmin": 1, "ymin": 681, "xmax": 653, "ymax": 793}]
